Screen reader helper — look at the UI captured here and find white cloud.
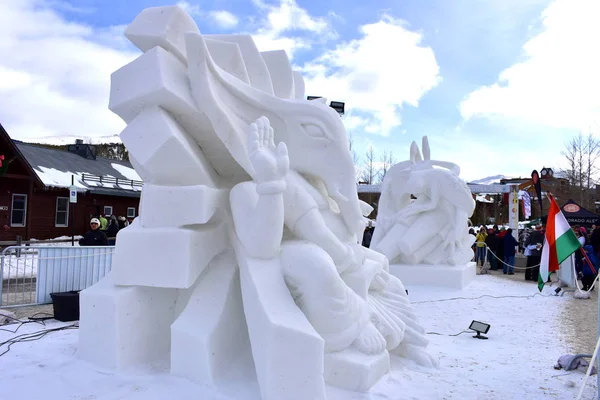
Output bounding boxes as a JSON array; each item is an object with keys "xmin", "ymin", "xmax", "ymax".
[
  {"xmin": 0, "ymin": 1, "xmax": 137, "ymax": 142},
  {"xmin": 460, "ymin": 0, "xmax": 600, "ymax": 130},
  {"xmin": 178, "ymin": 1, "xmax": 239, "ymax": 29},
  {"xmin": 209, "ymin": 10, "xmax": 239, "ymax": 29},
  {"xmin": 250, "ymin": 0, "xmax": 337, "ymax": 58},
  {"xmin": 176, "ymin": 1, "xmax": 201, "ymax": 17},
  {"xmin": 301, "ymin": 16, "xmax": 441, "ymax": 136}
]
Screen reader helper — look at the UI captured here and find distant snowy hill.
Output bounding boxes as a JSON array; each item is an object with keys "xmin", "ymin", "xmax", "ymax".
[
  {"xmin": 23, "ymin": 135, "xmax": 122, "ymax": 146},
  {"xmin": 469, "ymin": 175, "xmax": 519, "ymax": 185}
]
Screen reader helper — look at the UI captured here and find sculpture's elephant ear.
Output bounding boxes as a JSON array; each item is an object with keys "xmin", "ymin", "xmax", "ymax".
[
  {"xmin": 204, "ymin": 34, "xmax": 275, "ymax": 95},
  {"xmin": 292, "ymin": 71, "xmax": 306, "ymax": 100},
  {"xmin": 422, "ymin": 136, "xmax": 430, "ymax": 161},
  {"xmin": 124, "ymin": 5, "xmax": 199, "ymax": 64},
  {"xmin": 185, "ymin": 32, "xmax": 254, "ymax": 178},
  {"xmin": 260, "ymin": 50, "xmax": 294, "ymax": 99},
  {"xmin": 410, "ymin": 141, "xmax": 422, "ymax": 163}
]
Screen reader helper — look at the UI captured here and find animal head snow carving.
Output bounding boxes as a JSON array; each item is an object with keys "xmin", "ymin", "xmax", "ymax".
[
  {"xmin": 111, "ymin": 5, "xmax": 363, "ymax": 237},
  {"xmin": 184, "ymin": 31, "xmax": 364, "ymax": 237}
]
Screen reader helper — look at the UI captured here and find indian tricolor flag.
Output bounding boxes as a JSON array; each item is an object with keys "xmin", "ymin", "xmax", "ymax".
[{"xmin": 538, "ymin": 194, "xmax": 582, "ymax": 291}]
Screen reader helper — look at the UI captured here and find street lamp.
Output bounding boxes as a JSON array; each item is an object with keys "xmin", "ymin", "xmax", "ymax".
[{"xmin": 307, "ymin": 96, "xmax": 345, "ymax": 116}]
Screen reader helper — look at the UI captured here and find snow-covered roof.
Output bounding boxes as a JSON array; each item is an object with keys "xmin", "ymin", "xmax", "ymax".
[
  {"xmin": 357, "ymin": 184, "xmax": 381, "ymax": 193},
  {"xmin": 15, "ymin": 142, "xmax": 142, "ymax": 197},
  {"xmin": 358, "ymin": 182, "xmax": 510, "ymax": 194},
  {"xmin": 476, "ymin": 195, "xmax": 494, "ymax": 203}
]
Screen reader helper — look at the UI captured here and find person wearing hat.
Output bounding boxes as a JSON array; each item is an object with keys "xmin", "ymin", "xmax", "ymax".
[
  {"xmin": 79, "ymin": 218, "xmax": 109, "ymax": 246},
  {"xmin": 524, "ymin": 224, "xmax": 544, "ymax": 281}
]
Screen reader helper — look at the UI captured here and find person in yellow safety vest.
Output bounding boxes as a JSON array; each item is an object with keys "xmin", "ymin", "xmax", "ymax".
[{"xmin": 99, "ymin": 215, "xmax": 108, "ymax": 231}]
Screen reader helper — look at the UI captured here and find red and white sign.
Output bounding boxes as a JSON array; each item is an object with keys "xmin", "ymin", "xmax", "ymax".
[{"xmin": 564, "ymin": 204, "xmax": 580, "ymax": 213}]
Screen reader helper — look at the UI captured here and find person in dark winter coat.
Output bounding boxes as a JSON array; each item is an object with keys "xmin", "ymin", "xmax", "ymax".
[
  {"xmin": 362, "ymin": 228, "xmax": 373, "ymax": 248},
  {"xmin": 503, "ymin": 228, "xmax": 519, "ymax": 275},
  {"xmin": 525, "ymin": 225, "xmax": 544, "ymax": 281},
  {"xmin": 79, "ymin": 218, "xmax": 109, "ymax": 246},
  {"xmin": 485, "ymin": 229, "xmax": 499, "ymax": 270},
  {"xmin": 591, "ymin": 225, "xmax": 600, "ymax": 256},
  {"xmin": 106, "ymin": 215, "xmax": 120, "ymax": 245},
  {"xmin": 580, "ymin": 245, "xmax": 598, "ymax": 291}
]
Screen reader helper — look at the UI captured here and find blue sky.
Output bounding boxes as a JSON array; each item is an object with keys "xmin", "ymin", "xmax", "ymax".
[{"xmin": 0, "ymin": 0, "xmax": 598, "ymax": 182}]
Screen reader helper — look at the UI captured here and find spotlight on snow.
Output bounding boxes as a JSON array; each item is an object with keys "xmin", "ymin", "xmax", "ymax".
[
  {"xmin": 470, "ymin": 320, "xmax": 490, "ymax": 340},
  {"xmin": 554, "ymin": 287, "xmax": 562, "ymax": 296}
]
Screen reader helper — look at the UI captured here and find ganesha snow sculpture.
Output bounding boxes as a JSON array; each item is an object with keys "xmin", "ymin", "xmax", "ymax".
[
  {"xmin": 78, "ymin": 5, "xmax": 433, "ymax": 400},
  {"xmin": 371, "ymin": 137, "xmax": 476, "ymax": 283}
]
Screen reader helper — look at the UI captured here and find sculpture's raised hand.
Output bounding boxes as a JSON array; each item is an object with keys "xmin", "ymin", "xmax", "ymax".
[{"xmin": 249, "ymin": 116, "xmax": 289, "ymax": 183}]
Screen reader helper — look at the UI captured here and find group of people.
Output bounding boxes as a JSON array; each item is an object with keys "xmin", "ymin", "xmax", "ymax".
[
  {"xmin": 472, "ymin": 222, "xmax": 600, "ymax": 289},
  {"xmin": 78, "ymin": 214, "xmax": 131, "ymax": 246},
  {"xmin": 472, "ymin": 225, "xmax": 521, "ymax": 275},
  {"xmin": 472, "ymin": 224, "xmax": 545, "ymax": 280}
]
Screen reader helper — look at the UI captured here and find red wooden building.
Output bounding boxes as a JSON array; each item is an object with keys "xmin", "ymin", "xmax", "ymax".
[{"xmin": 0, "ymin": 124, "xmax": 142, "ymax": 241}]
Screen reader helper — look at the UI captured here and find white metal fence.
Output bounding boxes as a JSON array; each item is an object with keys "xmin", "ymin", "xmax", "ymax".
[{"xmin": 0, "ymin": 246, "xmax": 114, "ymax": 307}]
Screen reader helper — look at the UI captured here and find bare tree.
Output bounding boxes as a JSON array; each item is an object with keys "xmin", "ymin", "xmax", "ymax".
[
  {"xmin": 378, "ymin": 150, "xmax": 395, "ymax": 183},
  {"xmin": 561, "ymin": 133, "xmax": 585, "ymax": 188},
  {"xmin": 361, "ymin": 146, "xmax": 377, "ymax": 184},
  {"xmin": 347, "ymin": 133, "xmax": 361, "ymax": 182},
  {"xmin": 584, "ymin": 131, "xmax": 600, "ymax": 191},
  {"xmin": 348, "ymin": 132, "xmax": 360, "ymax": 165},
  {"xmin": 560, "ymin": 132, "xmax": 600, "ymax": 207}
]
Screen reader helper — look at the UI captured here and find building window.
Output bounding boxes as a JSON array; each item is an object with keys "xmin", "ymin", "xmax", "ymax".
[
  {"xmin": 103, "ymin": 206, "xmax": 113, "ymax": 216},
  {"xmin": 127, "ymin": 207, "xmax": 136, "ymax": 218},
  {"xmin": 56, "ymin": 197, "xmax": 69, "ymax": 227},
  {"xmin": 11, "ymin": 194, "xmax": 27, "ymax": 227}
]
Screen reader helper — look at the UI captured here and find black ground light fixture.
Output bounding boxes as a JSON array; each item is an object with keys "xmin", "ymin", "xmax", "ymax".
[{"xmin": 469, "ymin": 320, "xmax": 491, "ymax": 340}]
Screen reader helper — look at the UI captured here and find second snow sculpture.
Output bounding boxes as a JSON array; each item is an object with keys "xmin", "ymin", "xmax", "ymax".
[
  {"xmin": 79, "ymin": 5, "xmax": 433, "ymax": 400},
  {"xmin": 371, "ymin": 137, "xmax": 476, "ymax": 288}
]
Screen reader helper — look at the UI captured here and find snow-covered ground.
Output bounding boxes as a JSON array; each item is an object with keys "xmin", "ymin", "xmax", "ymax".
[
  {"xmin": 1, "ymin": 274, "xmax": 597, "ymax": 399},
  {"xmin": 1, "ymin": 236, "xmax": 83, "ymax": 280}
]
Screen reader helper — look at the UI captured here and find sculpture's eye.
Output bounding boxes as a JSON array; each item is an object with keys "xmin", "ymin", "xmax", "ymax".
[{"xmin": 302, "ymin": 123, "xmax": 326, "ymax": 138}]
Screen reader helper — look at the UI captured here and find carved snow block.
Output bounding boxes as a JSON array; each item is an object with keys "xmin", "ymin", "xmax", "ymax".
[
  {"xmin": 324, "ymin": 349, "xmax": 390, "ymax": 392},
  {"xmin": 79, "ymin": 273, "xmax": 178, "ymax": 370},
  {"xmin": 125, "ymin": 5, "xmax": 200, "ymax": 64},
  {"xmin": 260, "ymin": 50, "xmax": 294, "ymax": 99},
  {"xmin": 111, "ymin": 223, "xmax": 228, "ymax": 289},
  {"xmin": 109, "ymin": 46, "xmax": 194, "ymax": 124},
  {"xmin": 120, "ymin": 107, "xmax": 217, "ymax": 186},
  {"xmin": 389, "ymin": 262, "xmax": 476, "ymax": 290},
  {"xmin": 139, "ymin": 184, "xmax": 226, "ymax": 228},
  {"xmin": 171, "ymin": 251, "xmax": 248, "ymax": 385},
  {"xmin": 234, "ymin": 240, "xmax": 327, "ymax": 400},
  {"xmin": 129, "ymin": 154, "xmax": 153, "ymax": 183},
  {"xmin": 205, "ymin": 38, "xmax": 251, "ymax": 85},
  {"xmin": 205, "ymin": 34, "xmax": 274, "ymax": 95},
  {"xmin": 292, "ymin": 71, "xmax": 305, "ymax": 99}
]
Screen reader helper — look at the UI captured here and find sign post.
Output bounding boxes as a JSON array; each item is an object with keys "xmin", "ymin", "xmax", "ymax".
[
  {"xmin": 508, "ymin": 184, "xmax": 519, "ymax": 241},
  {"xmin": 69, "ymin": 175, "xmax": 77, "ymax": 246}
]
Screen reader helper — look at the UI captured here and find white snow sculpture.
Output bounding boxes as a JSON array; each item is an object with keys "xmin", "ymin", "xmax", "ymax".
[
  {"xmin": 79, "ymin": 5, "xmax": 433, "ymax": 400},
  {"xmin": 370, "ymin": 137, "xmax": 476, "ymax": 288}
]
